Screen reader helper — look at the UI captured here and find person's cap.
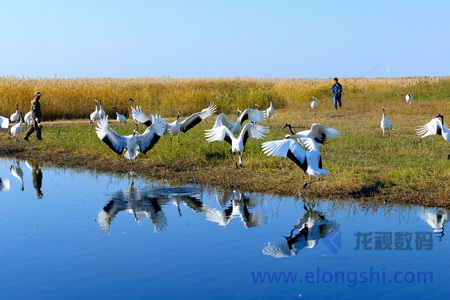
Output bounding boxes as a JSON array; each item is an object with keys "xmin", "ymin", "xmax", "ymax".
[{"xmin": 34, "ymin": 91, "xmax": 42, "ymax": 96}]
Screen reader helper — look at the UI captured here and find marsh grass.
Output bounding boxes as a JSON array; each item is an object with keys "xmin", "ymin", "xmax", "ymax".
[{"xmin": 1, "ymin": 77, "xmax": 450, "ymax": 206}]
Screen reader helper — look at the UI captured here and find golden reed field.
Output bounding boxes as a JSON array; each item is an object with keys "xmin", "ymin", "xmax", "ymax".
[{"xmin": 1, "ymin": 76, "xmax": 449, "ymax": 121}]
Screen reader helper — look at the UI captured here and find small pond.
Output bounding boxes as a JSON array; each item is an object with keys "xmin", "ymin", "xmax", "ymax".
[{"xmin": 0, "ymin": 158, "xmax": 448, "ymax": 299}]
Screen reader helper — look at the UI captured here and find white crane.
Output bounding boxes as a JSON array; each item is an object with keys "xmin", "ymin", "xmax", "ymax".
[
  {"xmin": 10, "ymin": 161, "xmax": 24, "ymax": 191},
  {"xmin": 129, "ymin": 98, "xmax": 141, "ymax": 126},
  {"xmin": 266, "ymin": 98, "xmax": 274, "ymax": 121},
  {"xmin": 405, "ymin": 93, "xmax": 413, "ymax": 105},
  {"xmin": 381, "ymin": 106, "xmax": 393, "ymax": 136},
  {"xmin": 417, "ymin": 113, "xmax": 450, "ymax": 159},
  {"xmin": 89, "ymin": 101, "xmax": 100, "ymax": 125},
  {"xmin": 24, "ymin": 111, "xmax": 33, "ymax": 126},
  {"xmin": 95, "ymin": 115, "xmax": 166, "ymax": 163},
  {"xmin": 111, "ymin": 106, "xmax": 127, "ymax": 124},
  {"xmin": 262, "ymin": 135, "xmax": 330, "ymax": 188},
  {"xmin": 311, "ymin": 96, "xmax": 318, "ymax": 116},
  {"xmin": 10, "ymin": 112, "xmax": 24, "ymax": 141},
  {"xmin": 97, "ymin": 99, "xmax": 106, "ymax": 118},
  {"xmin": 1, "ymin": 115, "xmax": 9, "ymax": 129},
  {"xmin": 212, "ymin": 108, "xmax": 265, "ymax": 135},
  {"xmin": 133, "ymin": 103, "xmax": 217, "ymax": 145},
  {"xmin": 205, "ymin": 123, "xmax": 268, "ymax": 168},
  {"xmin": 282, "ymin": 123, "xmax": 340, "ymax": 146},
  {"xmin": 10, "ymin": 104, "xmax": 19, "ymax": 123}
]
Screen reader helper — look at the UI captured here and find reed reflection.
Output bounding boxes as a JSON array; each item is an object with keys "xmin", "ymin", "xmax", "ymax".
[{"xmin": 263, "ymin": 200, "xmax": 339, "ymax": 258}]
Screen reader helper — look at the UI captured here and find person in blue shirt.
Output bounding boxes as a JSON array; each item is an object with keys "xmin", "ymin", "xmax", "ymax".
[{"xmin": 331, "ymin": 78, "xmax": 343, "ymax": 110}]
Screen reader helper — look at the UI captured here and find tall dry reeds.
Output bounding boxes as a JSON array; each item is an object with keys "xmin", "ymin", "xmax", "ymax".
[{"xmin": 0, "ymin": 76, "xmax": 449, "ymax": 121}]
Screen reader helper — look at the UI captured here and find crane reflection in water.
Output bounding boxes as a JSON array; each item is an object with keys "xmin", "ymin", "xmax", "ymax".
[
  {"xmin": 419, "ymin": 207, "xmax": 448, "ymax": 241},
  {"xmin": 262, "ymin": 200, "xmax": 339, "ymax": 258},
  {"xmin": 204, "ymin": 190, "xmax": 267, "ymax": 228},
  {"xmin": 97, "ymin": 182, "xmax": 204, "ymax": 234},
  {"xmin": 97, "ymin": 184, "xmax": 267, "ymax": 234}
]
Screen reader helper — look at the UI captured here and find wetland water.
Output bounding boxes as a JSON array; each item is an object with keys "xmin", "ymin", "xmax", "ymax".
[{"xmin": 0, "ymin": 157, "xmax": 448, "ymax": 299}]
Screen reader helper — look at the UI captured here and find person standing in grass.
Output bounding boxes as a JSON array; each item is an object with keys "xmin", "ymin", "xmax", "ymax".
[
  {"xmin": 24, "ymin": 91, "xmax": 43, "ymax": 141},
  {"xmin": 331, "ymin": 78, "xmax": 343, "ymax": 110}
]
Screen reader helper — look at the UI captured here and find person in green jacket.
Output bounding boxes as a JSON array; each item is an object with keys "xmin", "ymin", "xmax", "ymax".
[{"xmin": 24, "ymin": 91, "xmax": 43, "ymax": 141}]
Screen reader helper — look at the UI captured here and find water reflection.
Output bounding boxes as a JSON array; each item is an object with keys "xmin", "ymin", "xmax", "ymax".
[
  {"xmin": 420, "ymin": 207, "xmax": 448, "ymax": 241},
  {"xmin": 97, "ymin": 185, "xmax": 267, "ymax": 233},
  {"xmin": 97, "ymin": 182, "xmax": 204, "ymax": 234},
  {"xmin": 4, "ymin": 160, "xmax": 43, "ymax": 198},
  {"xmin": 263, "ymin": 201, "xmax": 339, "ymax": 258},
  {"xmin": 27, "ymin": 161, "xmax": 43, "ymax": 198},
  {"xmin": 10, "ymin": 161, "xmax": 24, "ymax": 191},
  {"xmin": 205, "ymin": 190, "xmax": 266, "ymax": 228},
  {"xmin": 0, "ymin": 176, "xmax": 10, "ymax": 191}
]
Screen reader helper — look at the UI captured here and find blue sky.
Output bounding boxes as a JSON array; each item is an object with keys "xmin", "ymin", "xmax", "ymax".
[{"xmin": 1, "ymin": 0, "xmax": 449, "ymax": 78}]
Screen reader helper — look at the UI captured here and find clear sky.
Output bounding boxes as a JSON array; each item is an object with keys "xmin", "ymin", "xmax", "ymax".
[{"xmin": 1, "ymin": 0, "xmax": 449, "ymax": 78}]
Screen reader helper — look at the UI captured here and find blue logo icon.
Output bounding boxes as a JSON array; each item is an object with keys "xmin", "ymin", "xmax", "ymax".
[{"xmin": 322, "ymin": 231, "xmax": 341, "ymax": 254}]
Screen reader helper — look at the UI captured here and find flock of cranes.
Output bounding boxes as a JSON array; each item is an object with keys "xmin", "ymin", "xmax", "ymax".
[
  {"xmin": 89, "ymin": 97, "xmax": 343, "ymax": 187},
  {"xmin": 1, "ymin": 91, "xmax": 450, "ymax": 188}
]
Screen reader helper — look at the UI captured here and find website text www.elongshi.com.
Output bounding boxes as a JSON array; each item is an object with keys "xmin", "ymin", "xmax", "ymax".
[{"xmin": 251, "ymin": 267, "xmax": 433, "ymax": 287}]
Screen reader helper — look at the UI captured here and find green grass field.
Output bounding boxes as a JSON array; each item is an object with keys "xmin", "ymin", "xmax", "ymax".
[{"xmin": 1, "ymin": 77, "xmax": 450, "ymax": 207}]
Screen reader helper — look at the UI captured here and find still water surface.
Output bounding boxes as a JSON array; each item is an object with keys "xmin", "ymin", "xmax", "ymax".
[{"xmin": 0, "ymin": 158, "xmax": 448, "ymax": 299}]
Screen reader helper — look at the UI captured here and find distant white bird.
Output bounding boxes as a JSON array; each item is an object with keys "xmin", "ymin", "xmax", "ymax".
[
  {"xmin": 262, "ymin": 135, "xmax": 329, "ymax": 188},
  {"xmin": 10, "ymin": 161, "xmax": 24, "ymax": 191},
  {"xmin": 205, "ymin": 123, "xmax": 268, "ymax": 168},
  {"xmin": 97, "ymin": 99, "xmax": 106, "ymax": 118},
  {"xmin": 95, "ymin": 115, "xmax": 165, "ymax": 162},
  {"xmin": 381, "ymin": 106, "xmax": 393, "ymax": 136},
  {"xmin": 24, "ymin": 111, "xmax": 33, "ymax": 126},
  {"xmin": 311, "ymin": 96, "xmax": 318, "ymax": 116},
  {"xmin": 133, "ymin": 103, "xmax": 217, "ymax": 145},
  {"xmin": 282, "ymin": 123, "xmax": 340, "ymax": 146},
  {"xmin": 1, "ymin": 115, "xmax": 9, "ymax": 129},
  {"xmin": 0, "ymin": 177, "xmax": 11, "ymax": 192},
  {"xmin": 405, "ymin": 93, "xmax": 413, "ymax": 105},
  {"xmin": 212, "ymin": 108, "xmax": 265, "ymax": 135},
  {"xmin": 10, "ymin": 104, "xmax": 19, "ymax": 123},
  {"xmin": 417, "ymin": 113, "xmax": 450, "ymax": 159},
  {"xmin": 89, "ymin": 101, "xmax": 100, "ymax": 125},
  {"xmin": 10, "ymin": 112, "xmax": 24, "ymax": 141},
  {"xmin": 112, "ymin": 106, "xmax": 127, "ymax": 124},
  {"xmin": 266, "ymin": 98, "xmax": 274, "ymax": 121}
]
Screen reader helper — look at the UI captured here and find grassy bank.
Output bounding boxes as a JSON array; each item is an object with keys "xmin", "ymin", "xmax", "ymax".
[{"xmin": 1, "ymin": 77, "xmax": 450, "ymax": 207}]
